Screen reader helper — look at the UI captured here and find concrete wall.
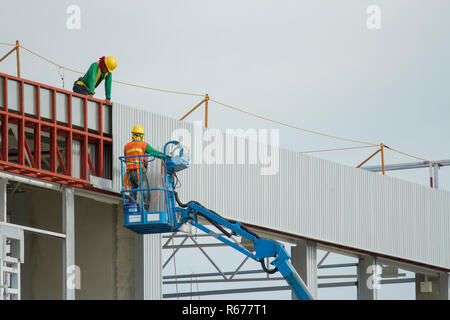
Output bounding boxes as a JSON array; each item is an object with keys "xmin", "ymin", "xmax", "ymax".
[
  {"xmin": 9, "ymin": 188, "xmax": 63, "ymax": 299},
  {"xmin": 115, "ymin": 205, "xmax": 135, "ymax": 299},
  {"xmin": 7, "ymin": 186, "xmax": 135, "ymax": 299},
  {"xmin": 74, "ymin": 195, "xmax": 116, "ymax": 299}
]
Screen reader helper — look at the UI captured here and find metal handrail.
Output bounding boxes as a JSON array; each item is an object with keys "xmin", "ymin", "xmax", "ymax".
[{"xmin": 119, "ymin": 153, "xmax": 167, "ymax": 215}]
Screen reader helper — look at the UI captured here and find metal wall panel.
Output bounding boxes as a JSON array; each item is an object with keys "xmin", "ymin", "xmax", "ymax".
[
  {"xmin": 39, "ymin": 87, "xmax": 52, "ymax": 119},
  {"xmin": 87, "ymin": 101, "xmax": 99, "ymax": 131},
  {"xmin": 112, "ymin": 102, "xmax": 450, "ymax": 271},
  {"xmin": 71, "ymin": 96, "xmax": 84, "ymax": 127},
  {"xmin": 23, "ymin": 83, "xmax": 36, "ymax": 115},
  {"xmin": 7, "ymin": 79, "xmax": 20, "ymax": 111},
  {"xmin": 56, "ymin": 92, "xmax": 68, "ymax": 123},
  {"xmin": 103, "ymin": 104, "xmax": 112, "ymax": 135},
  {"xmin": 0, "ymin": 77, "xmax": 3, "ymax": 107},
  {"xmin": 72, "ymin": 139, "xmax": 81, "ymax": 179}
]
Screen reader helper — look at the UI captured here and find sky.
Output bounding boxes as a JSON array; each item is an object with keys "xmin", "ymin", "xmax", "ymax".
[{"xmin": 1, "ymin": 0, "xmax": 448, "ymax": 300}]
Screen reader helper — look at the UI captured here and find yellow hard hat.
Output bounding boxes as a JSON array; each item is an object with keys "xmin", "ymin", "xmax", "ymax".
[
  {"xmin": 131, "ymin": 125, "xmax": 145, "ymax": 136},
  {"xmin": 105, "ymin": 56, "xmax": 117, "ymax": 73}
]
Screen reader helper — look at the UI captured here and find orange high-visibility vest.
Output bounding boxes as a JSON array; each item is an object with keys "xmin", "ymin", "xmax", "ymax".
[{"xmin": 124, "ymin": 140, "xmax": 149, "ymax": 170}]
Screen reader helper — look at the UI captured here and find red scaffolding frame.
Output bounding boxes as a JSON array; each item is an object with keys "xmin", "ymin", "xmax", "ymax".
[{"xmin": 0, "ymin": 72, "xmax": 112, "ymax": 188}]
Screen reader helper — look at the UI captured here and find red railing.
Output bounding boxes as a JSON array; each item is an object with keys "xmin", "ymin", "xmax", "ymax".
[{"xmin": 0, "ymin": 72, "xmax": 112, "ymax": 188}]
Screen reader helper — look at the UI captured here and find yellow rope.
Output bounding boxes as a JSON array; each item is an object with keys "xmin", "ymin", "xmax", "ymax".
[
  {"xmin": 16, "ymin": 44, "xmax": 204, "ymax": 97},
  {"xmin": 19, "ymin": 45, "xmax": 83, "ymax": 74},
  {"xmin": 210, "ymin": 98, "xmax": 379, "ymax": 147},
  {"xmin": 112, "ymin": 79, "xmax": 204, "ymax": 97},
  {"xmin": 300, "ymin": 145, "xmax": 380, "ymax": 154},
  {"xmin": 0, "ymin": 42, "xmax": 385, "ymax": 147},
  {"xmin": 0, "ymin": 42, "xmax": 432, "ymax": 162},
  {"xmin": 384, "ymin": 145, "xmax": 429, "ymax": 162}
]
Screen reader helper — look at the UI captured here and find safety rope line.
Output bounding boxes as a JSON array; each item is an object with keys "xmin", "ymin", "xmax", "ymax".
[
  {"xmin": 18, "ymin": 44, "xmax": 204, "ymax": 97},
  {"xmin": 300, "ymin": 145, "xmax": 379, "ymax": 154},
  {"xmin": 112, "ymin": 79, "xmax": 204, "ymax": 98},
  {"xmin": 384, "ymin": 145, "xmax": 429, "ymax": 162},
  {"xmin": 211, "ymin": 98, "xmax": 378, "ymax": 147},
  {"xmin": 0, "ymin": 42, "xmax": 431, "ymax": 162},
  {"xmin": 19, "ymin": 45, "xmax": 83, "ymax": 74}
]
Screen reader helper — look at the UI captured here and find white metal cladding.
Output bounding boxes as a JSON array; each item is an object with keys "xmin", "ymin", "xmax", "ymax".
[
  {"xmin": 134, "ymin": 234, "xmax": 162, "ymax": 300},
  {"xmin": 112, "ymin": 102, "xmax": 450, "ymax": 270}
]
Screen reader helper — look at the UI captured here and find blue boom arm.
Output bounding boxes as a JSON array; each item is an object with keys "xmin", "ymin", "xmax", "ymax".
[
  {"xmin": 173, "ymin": 199, "xmax": 313, "ymax": 300},
  {"xmin": 120, "ymin": 141, "xmax": 313, "ymax": 300}
]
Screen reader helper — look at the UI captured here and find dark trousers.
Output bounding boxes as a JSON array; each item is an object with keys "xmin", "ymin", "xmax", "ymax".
[
  {"xmin": 73, "ymin": 79, "xmax": 90, "ymax": 96},
  {"xmin": 127, "ymin": 169, "xmax": 151, "ymax": 211}
]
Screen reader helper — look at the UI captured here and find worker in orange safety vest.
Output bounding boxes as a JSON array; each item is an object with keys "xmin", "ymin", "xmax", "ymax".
[{"xmin": 124, "ymin": 125, "xmax": 166, "ymax": 211}]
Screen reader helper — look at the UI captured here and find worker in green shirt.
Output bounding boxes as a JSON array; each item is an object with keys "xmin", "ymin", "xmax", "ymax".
[
  {"xmin": 124, "ymin": 125, "xmax": 168, "ymax": 211},
  {"xmin": 73, "ymin": 56, "xmax": 117, "ymax": 104}
]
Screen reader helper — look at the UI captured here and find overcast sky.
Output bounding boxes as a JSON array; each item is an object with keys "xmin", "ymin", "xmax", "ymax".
[{"xmin": 1, "ymin": 0, "xmax": 449, "ymax": 300}]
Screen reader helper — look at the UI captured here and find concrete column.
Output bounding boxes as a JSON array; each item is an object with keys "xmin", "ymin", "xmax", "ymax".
[
  {"xmin": 291, "ymin": 239, "xmax": 317, "ymax": 299},
  {"xmin": 115, "ymin": 204, "xmax": 135, "ymax": 299},
  {"xmin": 357, "ymin": 255, "xmax": 379, "ymax": 300},
  {"xmin": 135, "ymin": 234, "xmax": 162, "ymax": 300},
  {"xmin": 416, "ymin": 272, "xmax": 449, "ymax": 300},
  {"xmin": 0, "ymin": 178, "xmax": 7, "ymax": 223},
  {"xmin": 62, "ymin": 186, "xmax": 75, "ymax": 300},
  {"xmin": 439, "ymin": 272, "xmax": 449, "ymax": 300}
]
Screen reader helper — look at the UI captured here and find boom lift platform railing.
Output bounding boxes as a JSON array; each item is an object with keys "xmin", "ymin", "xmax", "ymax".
[{"xmin": 119, "ymin": 141, "xmax": 313, "ymax": 300}]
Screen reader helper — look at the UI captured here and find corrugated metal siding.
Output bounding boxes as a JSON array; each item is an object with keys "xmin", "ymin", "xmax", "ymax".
[
  {"xmin": 113, "ymin": 102, "xmax": 450, "ymax": 270},
  {"xmin": 72, "ymin": 139, "xmax": 81, "ymax": 179},
  {"xmin": 134, "ymin": 234, "xmax": 162, "ymax": 300}
]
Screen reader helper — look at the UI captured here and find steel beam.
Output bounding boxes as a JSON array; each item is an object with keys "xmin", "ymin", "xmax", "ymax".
[
  {"xmin": 62, "ymin": 186, "xmax": 75, "ymax": 300},
  {"xmin": 317, "ymin": 251, "xmax": 330, "ymax": 267},
  {"xmin": 163, "ymin": 236, "xmax": 188, "ymax": 269},
  {"xmin": 319, "ymin": 263, "xmax": 358, "ymax": 269},
  {"xmin": 0, "ymin": 178, "xmax": 7, "ymax": 223},
  {"xmin": 163, "ymin": 243, "xmax": 227, "ymax": 249},
  {"xmin": 0, "ymin": 222, "xmax": 65, "ymax": 239},
  {"xmin": 163, "ymin": 269, "xmax": 266, "ymax": 280},
  {"xmin": 189, "ymin": 236, "xmax": 227, "ymax": 280},
  {"xmin": 163, "ymin": 285, "xmax": 290, "ymax": 298},
  {"xmin": 319, "ymin": 281, "xmax": 356, "ymax": 289},
  {"xmin": 164, "ymin": 278, "xmax": 418, "ymax": 299},
  {"xmin": 433, "ymin": 163, "xmax": 440, "ymax": 189},
  {"xmin": 362, "ymin": 160, "xmax": 450, "ymax": 172},
  {"xmin": 377, "ymin": 257, "xmax": 440, "ymax": 277},
  {"xmin": 164, "ymin": 277, "xmax": 284, "ymax": 284}
]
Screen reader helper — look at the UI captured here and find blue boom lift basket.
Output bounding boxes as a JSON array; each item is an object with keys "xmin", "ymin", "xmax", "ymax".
[
  {"xmin": 119, "ymin": 140, "xmax": 313, "ymax": 300},
  {"xmin": 119, "ymin": 141, "xmax": 189, "ymax": 234}
]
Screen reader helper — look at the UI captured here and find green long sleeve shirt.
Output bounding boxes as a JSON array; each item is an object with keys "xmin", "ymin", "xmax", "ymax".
[
  {"xmin": 144, "ymin": 143, "xmax": 166, "ymax": 158},
  {"xmin": 123, "ymin": 140, "xmax": 167, "ymax": 158},
  {"xmin": 79, "ymin": 62, "xmax": 112, "ymax": 99}
]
